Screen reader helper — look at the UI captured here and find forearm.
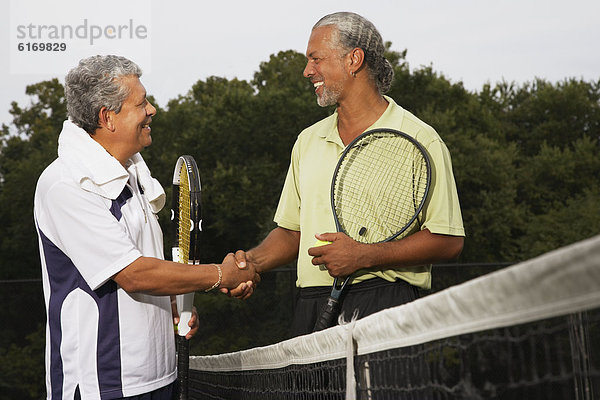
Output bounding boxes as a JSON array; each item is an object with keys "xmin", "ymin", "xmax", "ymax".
[
  {"xmin": 361, "ymin": 229, "xmax": 464, "ymax": 269},
  {"xmin": 113, "ymin": 256, "xmax": 249, "ymax": 295},
  {"xmin": 247, "ymin": 227, "xmax": 300, "ymax": 273}
]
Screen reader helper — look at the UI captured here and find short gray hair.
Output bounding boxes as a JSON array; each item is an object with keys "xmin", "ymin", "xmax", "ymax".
[
  {"xmin": 65, "ymin": 55, "xmax": 142, "ymax": 133},
  {"xmin": 313, "ymin": 12, "xmax": 394, "ymax": 94}
]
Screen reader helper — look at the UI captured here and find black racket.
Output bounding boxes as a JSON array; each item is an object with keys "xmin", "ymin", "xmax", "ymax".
[
  {"xmin": 171, "ymin": 155, "xmax": 202, "ymax": 400},
  {"xmin": 313, "ymin": 128, "xmax": 431, "ymax": 331}
]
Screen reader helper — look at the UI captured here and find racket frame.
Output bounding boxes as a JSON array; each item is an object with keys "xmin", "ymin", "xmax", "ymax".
[{"xmin": 171, "ymin": 155, "xmax": 202, "ymax": 400}]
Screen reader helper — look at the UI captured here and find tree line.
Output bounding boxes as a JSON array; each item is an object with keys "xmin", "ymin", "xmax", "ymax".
[{"xmin": 0, "ymin": 45, "xmax": 598, "ymax": 399}]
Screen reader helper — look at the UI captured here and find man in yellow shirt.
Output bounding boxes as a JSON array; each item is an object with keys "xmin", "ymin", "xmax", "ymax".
[{"xmin": 234, "ymin": 12, "xmax": 465, "ymax": 336}]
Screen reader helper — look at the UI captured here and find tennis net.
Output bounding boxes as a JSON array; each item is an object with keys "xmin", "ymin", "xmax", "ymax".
[{"xmin": 189, "ymin": 235, "xmax": 600, "ymax": 399}]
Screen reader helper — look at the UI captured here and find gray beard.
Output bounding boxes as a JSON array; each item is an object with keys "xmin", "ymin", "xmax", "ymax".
[{"xmin": 316, "ymin": 84, "xmax": 342, "ymax": 107}]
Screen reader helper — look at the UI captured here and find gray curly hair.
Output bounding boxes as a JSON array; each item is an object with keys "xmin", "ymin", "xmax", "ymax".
[
  {"xmin": 313, "ymin": 12, "xmax": 394, "ymax": 94},
  {"xmin": 65, "ymin": 55, "xmax": 142, "ymax": 134}
]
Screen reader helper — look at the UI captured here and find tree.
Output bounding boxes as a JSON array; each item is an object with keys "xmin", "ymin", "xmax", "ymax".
[
  {"xmin": 518, "ymin": 136, "xmax": 600, "ymax": 257},
  {"xmin": 502, "ymin": 79, "xmax": 600, "ymax": 156},
  {"xmin": 0, "ymin": 79, "xmax": 66, "ymax": 280},
  {"xmin": 0, "ymin": 81, "xmax": 64, "ymax": 385},
  {"xmin": 0, "ymin": 328, "xmax": 45, "ymax": 400}
]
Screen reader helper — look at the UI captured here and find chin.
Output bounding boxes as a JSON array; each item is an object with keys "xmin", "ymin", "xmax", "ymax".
[{"xmin": 140, "ymin": 134, "xmax": 152, "ymax": 148}]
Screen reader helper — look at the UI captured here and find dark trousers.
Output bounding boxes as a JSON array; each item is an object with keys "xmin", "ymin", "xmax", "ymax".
[{"xmin": 290, "ymin": 277, "xmax": 420, "ymax": 337}]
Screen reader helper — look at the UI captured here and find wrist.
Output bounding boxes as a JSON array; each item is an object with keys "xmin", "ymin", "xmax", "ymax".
[
  {"xmin": 205, "ymin": 263, "xmax": 222, "ymax": 292},
  {"xmin": 245, "ymin": 250, "xmax": 261, "ymax": 273},
  {"xmin": 358, "ymin": 242, "xmax": 376, "ymax": 269}
]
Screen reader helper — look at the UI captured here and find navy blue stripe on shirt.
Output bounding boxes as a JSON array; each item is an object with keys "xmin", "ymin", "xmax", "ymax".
[
  {"xmin": 38, "ymin": 228, "xmax": 124, "ymax": 399},
  {"xmin": 110, "ymin": 186, "xmax": 133, "ymax": 221}
]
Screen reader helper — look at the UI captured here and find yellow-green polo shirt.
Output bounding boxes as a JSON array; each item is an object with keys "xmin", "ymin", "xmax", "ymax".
[{"xmin": 274, "ymin": 96, "xmax": 464, "ymax": 289}]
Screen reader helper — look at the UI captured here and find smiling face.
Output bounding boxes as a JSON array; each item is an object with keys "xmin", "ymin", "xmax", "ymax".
[
  {"xmin": 111, "ymin": 75, "xmax": 156, "ymax": 156},
  {"xmin": 303, "ymin": 25, "xmax": 350, "ymax": 107}
]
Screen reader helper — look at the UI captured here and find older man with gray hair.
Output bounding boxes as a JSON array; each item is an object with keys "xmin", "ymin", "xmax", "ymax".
[
  {"xmin": 34, "ymin": 55, "xmax": 258, "ymax": 400},
  {"xmin": 234, "ymin": 12, "xmax": 465, "ymax": 337}
]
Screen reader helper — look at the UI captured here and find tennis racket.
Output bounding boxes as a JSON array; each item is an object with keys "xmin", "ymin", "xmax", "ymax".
[
  {"xmin": 171, "ymin": 155, "xmax": 202, "ymax": 400},
  {"xmin": 313, "ymin": 128, "xmax": 431, "ymax": 331}
]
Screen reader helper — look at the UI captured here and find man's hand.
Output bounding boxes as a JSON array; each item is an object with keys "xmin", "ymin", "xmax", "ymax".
[
  {"xmin": 219, "ymin": 252, "xmax": 260, "ymax": 299},
  {"xmin": 171, "ymin": 301, "xmax": 199, "ymax": 340},
  {"xmin": 308, "ymin": 232, "xmax": 366, "ymax": 278}
]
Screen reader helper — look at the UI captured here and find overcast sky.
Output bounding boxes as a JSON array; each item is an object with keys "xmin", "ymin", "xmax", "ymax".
[{"xmin": 2, "ymin": 0, "xmax": 599, "ymax": 129}]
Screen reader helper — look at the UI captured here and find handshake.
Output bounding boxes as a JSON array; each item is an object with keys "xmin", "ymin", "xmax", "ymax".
[{"xmin": 216, "ymin": 250, "xmax": 259, "ymax": 300}]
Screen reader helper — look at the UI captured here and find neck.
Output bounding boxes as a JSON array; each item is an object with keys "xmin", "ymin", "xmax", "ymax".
[
  {"xmin": 336, "ymin": 89, "xmax": 388, "ymax": 145},
  {"xmin": 90, "ymin": 129, "xmax": 130, "ymax": 168}
]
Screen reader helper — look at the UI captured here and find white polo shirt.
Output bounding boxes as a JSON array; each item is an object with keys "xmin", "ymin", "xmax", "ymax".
[{"xmin": 34, "ymin": 120, "xmax": 175, "ymax": 399}]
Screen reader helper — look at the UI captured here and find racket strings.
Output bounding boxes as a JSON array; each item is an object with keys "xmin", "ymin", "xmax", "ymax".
[
  {"xmin": 178, "ymin": 163, "xmax": 191, "ymax": 264},
  {"xmin": 334, "ymin": 132, "xmax": 429, "ymax": 243}
]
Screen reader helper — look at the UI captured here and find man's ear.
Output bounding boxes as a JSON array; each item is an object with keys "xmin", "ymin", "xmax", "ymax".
[
  {"xmin": 98, "ymin": 107, "xmax": 116, "ymax": 131},
  {"xmin": 348, "ymin": 47, "xmax": 365, "ymax": 75}
]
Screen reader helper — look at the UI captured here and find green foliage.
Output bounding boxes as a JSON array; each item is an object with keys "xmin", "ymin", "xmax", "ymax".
[
  {"xmin": 522, "ymin": 186, "xmax": 600, "ymax": 258},
  {"xmin": 518, "ymin": 136, "xmax": 600, "ymax": 257},
  {"xmin": 0, "ymin": 79, "xmax": 66, "ymax": 279},
  {"xmin": 502, "ymin": 79, "xmax": 600, "ymax": 156},
  {"xmin": 0, "ymin": 326, "xmax": 45, "ymax": 400},
  {"xmin": 2, "ymin": 46, "xmax": 599, "ymax": 398}
]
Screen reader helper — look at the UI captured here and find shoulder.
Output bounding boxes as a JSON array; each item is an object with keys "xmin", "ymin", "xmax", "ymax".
[
  {"xmin": 382, "ymin": 97, "xmax": 444, "ymax": 149},
  {"xmin": 35, "ymin": 158, "xmax": 108, "ymax": 215},
  {"xmin": 36, "ymin": 159, "xmax": 69, "ymax": 201}
]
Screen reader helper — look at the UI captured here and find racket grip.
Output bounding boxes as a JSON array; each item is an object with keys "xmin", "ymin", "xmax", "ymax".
[
  {"xmin": 176, "ymin": 293, "xmax": 195, "ymax": 337},
  {"xmin": 313, "ymin": 296, "xmax": 341, "ymax": 332},
  {"xmin": 175, "ymin": 335, "xmax": 190, "ymax": 400}
]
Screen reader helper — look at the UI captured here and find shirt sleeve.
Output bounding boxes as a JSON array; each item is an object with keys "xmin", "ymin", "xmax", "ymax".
[
  {"xmin": 39, "ymin": 181, "xmax": 142, "ymax": 290},
  {"xmin": 273, "ymin": 141, "xmax": 301, "ymax": 231},
  {"xmin": 420, "ymin": 139, "xmax": 465, "ymax": 237}
]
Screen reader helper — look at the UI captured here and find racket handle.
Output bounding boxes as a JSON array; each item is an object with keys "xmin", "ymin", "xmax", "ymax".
[
  {"xmin": 176, "ymin": 293, "xmax": 195, "ymax": 337},
  {"xmin": 313, "ymin": 296, "xmax": 341, "ymax": 331},
  {"xmin": 175, "ymin": 335, "xmax": 190, "ymax": 400}
]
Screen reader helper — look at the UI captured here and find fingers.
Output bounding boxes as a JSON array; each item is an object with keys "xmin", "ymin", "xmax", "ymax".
[
  {"xmin": 171, "ymin": 296, "xmax": 179, "ymax": 325},
  {"xmin": 185, "ymin": 307, "xmax": 199, "ymax": 339},
  {"xmin": 227, "ymin": 281, "xmax": 254, "ymax": 299},
  {"xmin": 234, "ymin": 250, "xmax": 247, "ymax": 269},
  {"xmin": 308, "ymin": 232, "xmax": 340, "ymax": 256},
  {"xmin": 315, "ymin": 232, "xmax": 338, "ymax": 243}
]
